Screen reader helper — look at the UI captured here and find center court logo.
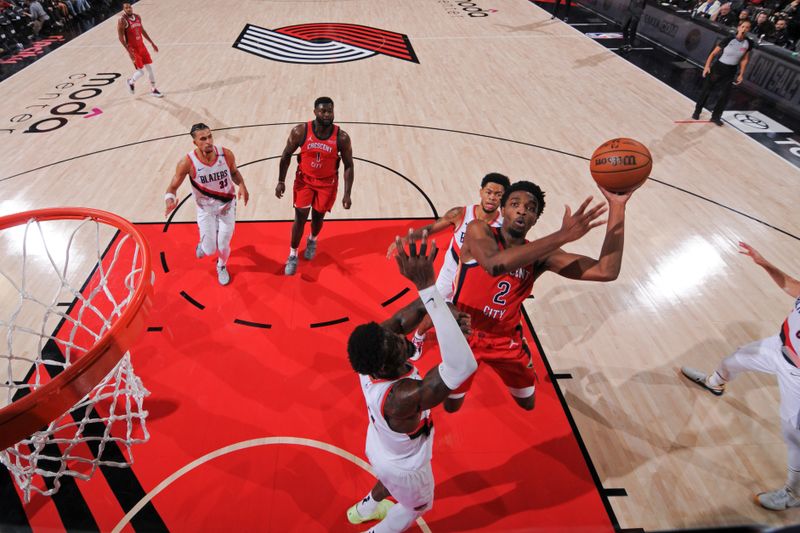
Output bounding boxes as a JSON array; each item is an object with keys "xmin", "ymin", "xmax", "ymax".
[{"xmin": 233, "ymin": 23, "xmax": 419, "ymax": 64}]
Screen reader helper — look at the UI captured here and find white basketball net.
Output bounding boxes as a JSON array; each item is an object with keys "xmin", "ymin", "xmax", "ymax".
[{"xmin": 0, "ymin": 215, "xmax": 149, "ymax": 502}]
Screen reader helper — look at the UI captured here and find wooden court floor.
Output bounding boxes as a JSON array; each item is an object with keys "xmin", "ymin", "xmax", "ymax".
[{"xmin": 1, "ymin": 0, "xmax": 800, "ymax": 530}]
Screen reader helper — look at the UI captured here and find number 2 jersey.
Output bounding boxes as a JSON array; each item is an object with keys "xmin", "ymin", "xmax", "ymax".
[
  {"xmin": 359, "ymin": 366, "xmax": 434, "ymax": 471},
  {"xmin": 452, "ymin": 227, "xmax": 535, "ymax": 338},
  {"xmin": 186, "ymin": 145, "xmax": 235, "ymax": 211}
]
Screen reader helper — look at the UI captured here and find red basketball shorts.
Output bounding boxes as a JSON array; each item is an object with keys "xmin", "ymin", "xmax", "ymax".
[
  {"xmin": 451, "ymin": 329, "xmax": 535, "ymax": 397},
  {"xmin": 293, "ymin": 171, "xmax": 338, "ymax": 213},
  {"xmin": 130, "ymin": 44, "xmax": 152, "ymax": 69}
]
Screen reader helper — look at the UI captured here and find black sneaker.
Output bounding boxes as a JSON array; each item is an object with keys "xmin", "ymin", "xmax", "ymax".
[
  {"xmin": 711, "ymin": 117, "xmax": 723, "ymax": 126},
  {"xmin": 691, "ymin": 111, "xmax": 700, "ymax": 120}
]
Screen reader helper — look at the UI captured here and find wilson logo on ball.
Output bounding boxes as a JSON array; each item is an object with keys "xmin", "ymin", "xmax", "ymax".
[
  {"xmin": 233, "ymin": 23, "xmax": 419, "ymax": 65},
  {"xmin": 589, "ymin": 138, "xmax": 652, "ymax": 193}
]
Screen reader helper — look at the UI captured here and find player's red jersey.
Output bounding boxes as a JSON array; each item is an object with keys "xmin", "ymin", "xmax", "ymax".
[
  {"xmin": 121, "ymin": 14, "xmax": 144, "ymax": 47},
  {"xmin": 452, "ymin": 227, "xmax": 535, "ymax": 337},
  {"xmin": 297, "ymin": 121, "xmax": 340, "ymax": 182}
]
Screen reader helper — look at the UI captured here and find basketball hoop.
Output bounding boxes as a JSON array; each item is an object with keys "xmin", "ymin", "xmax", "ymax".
[{"xmin": 0, "ymin": 208, "xmax": 153, "ymax": 502}]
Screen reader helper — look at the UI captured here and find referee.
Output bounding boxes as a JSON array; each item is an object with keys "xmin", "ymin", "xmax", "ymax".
[{"xmin": 692, "ymin": 20, "xmax": 753, "ymax": 126}]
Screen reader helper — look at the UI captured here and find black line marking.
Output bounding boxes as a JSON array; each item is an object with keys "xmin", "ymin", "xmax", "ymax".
[
  {"xmin": 147, "ymin": 327, "xmax": 163, "ymax": 332},
  {"xmin": 524, "ymin": 309, "xmax": 622, "ymax": 530},
  {"xmin": 160, "ymin": 251, "xmax": 169, "ymax": 273},
  {"xmin": 0, "ymin": 464, "xmax": 31, "ymax": 532},
  {"xmin": 179, "ymin": 291, "xmax": 205, "ymax": 310},
  {"xmin": 56, "ymin": 302, "xmax": 71, "ymax": 307},
  {"xmin": 234, "ymin": 318, "xmax": 272, "ymax": 329},
  {"xmin": 553, "ymin": 373, "xmax": 574, "ymax": 380},
  {"xmin": 310, "ymin": 317, "xmax": 350, "ymax": 328},
  {"xmin": 603, "ymin": 488, "xmax": 628, "ymax": 497},
  {"xmin": 526, "ymin": 294, "xmax": 535, "ymax": 299},
  {"xmin": 381, "ymin": 287, "xmax": 410, "ymax": 307},
  {"xmin": 7, "ymin": 120, "xmax": 791, "ymax": 240},
  {"xmin": 354, "ymin": 156, "xmax": 438, "ymax": 219}
]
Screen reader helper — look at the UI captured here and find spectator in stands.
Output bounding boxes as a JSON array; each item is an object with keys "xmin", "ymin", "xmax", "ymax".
[
  {"xmin": 23, "ymin": 0, "xmax": 49, "ymax": 36},
  {"xmin": 692, "ymin": 20, "xmax": 753, "ymax": 126},
  {"xmin": 712, "ymin": 2, "xmax": 739, "ymax": 25},
  {"xmin": 737, "ymin": 7, "xmax": 751, "ymax": 22},
  {"xmin": 621, "ymin": 0, "xmax": 646, "ymax": 52},
  {"xmin": 782, "ymin": 0, "xmax": 800, "ymax": 40},
  {"xmin": 694, "ymin": 0, "xmax": 722, "ymax": 18},
  {"xmin": 769, "ymin": 17, "xmax": 795, "ymax": 46},
  {"xmin": 751, "ymin": 11, "xmax": 774, "ymax": 38}
]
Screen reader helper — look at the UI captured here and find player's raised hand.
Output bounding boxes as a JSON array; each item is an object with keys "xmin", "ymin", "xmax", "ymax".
[
  {"xmin": 598, "ymin": 182, "xmax": 641, "ymax": 206},
  {"xmin": 395, "ymin": 229, "xmax": 438, "ymax": 290},
  {"xmin": 738, "ymin": 241, "xmax": 766, "ymax": 266},
  {"xmin": 560, "ymin": 196, "xmax": 608, "ymax": 243}
]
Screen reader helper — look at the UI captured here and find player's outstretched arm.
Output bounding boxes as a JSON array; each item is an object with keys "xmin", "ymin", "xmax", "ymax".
[
  {"xmin": 385, "ymin": 232, "xmax": 477, "ymax": 418},
  {"xmin": 541, "ymin": 185, "xmax": 637, "ymax": 281},
  {"xmin": 386, "ymin": 206, "xmax": 465, "ymax": 258},
  {"xmin": 164, "ymin": 157, "xmax": 190, "ymax": 216},
  {"xmin": 223, "ymin": 148, "xmax": 248, "ymax": 206},
  {"xmin": 339, "ymin": 130, "xmax": 354, "ymax": 210},
  {"xmin": 740, "ymin": 242, "xmax": 800, "ymax": 297},
  {"xmin": 276, "ymin": 124, "xmax": 304, "ymax": 199},
  {"xmin": 468, "ymin": 197, "xmax": 608, "ymax": 276}
]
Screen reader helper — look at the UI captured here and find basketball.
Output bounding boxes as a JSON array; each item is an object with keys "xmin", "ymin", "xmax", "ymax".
[{"xmin": 589, "ymin": 138, "xmax": 652, "ymax": 192}]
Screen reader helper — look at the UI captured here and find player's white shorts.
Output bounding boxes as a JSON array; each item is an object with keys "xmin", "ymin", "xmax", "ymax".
[
  {"xmin": 372, "ymin": 460, "xmax": 434, "ymax": 511},
  {"xmin": 719, "ymin": 335, "xmax": 800, "ymax": 426},
  {"xmin": 195, "ymin": 197, "xmax": 235, "ymax": 259}
]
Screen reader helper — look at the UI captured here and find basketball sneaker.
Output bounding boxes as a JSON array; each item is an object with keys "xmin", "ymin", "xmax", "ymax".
[
  {"xmin": 346, "ymin": 499, "xmax": 394, "ymax": 524},
  {"xmin": 680, "ymin": 367, "xmax": 725, "ymax": 396},
  {"xmin": 285, "ymin": 255, "xmax": 298, "ymax": 275},
  {"xmin": 126, "ymin": 78, "xmax": 135, "ymax": 94},
  {"xmin": 756, "ymin": 487, "xmax": 800, "ymax": 510},
  {"xmin": 217, "ymin": 264, "xmax": 230, "ymax": 286},
  {"xmin": 304, "ymin": 237, "xmax": 317, "ymax": 260},
  {"xmin": 151, "ymin": 88, "xmax": 163, "ymax": 98}
]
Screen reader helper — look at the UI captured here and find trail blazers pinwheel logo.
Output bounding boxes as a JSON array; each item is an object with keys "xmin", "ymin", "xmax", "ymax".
[{"xmin": 233, "ymin": 23, "xmax": 419, "ymax": 64}]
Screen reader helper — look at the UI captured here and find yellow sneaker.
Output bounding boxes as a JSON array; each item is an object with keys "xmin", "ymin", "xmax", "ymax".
[{"xmin": 346, "ymin": 499, "xmax": 394, "ymax": 524}]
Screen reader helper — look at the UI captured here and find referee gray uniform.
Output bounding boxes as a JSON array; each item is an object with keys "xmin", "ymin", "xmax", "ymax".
[{"xmin": 693, "ymin": 34, "xmax": 752, "ymax": 122}]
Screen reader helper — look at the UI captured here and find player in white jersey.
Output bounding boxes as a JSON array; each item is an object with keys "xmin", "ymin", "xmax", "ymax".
[
  {"xmin": 681, "ymin": 242, "xmax": 800, "ymax": 510},
  {"xmin": 386, "ymin": 173, "xmax": 509, "ymax": 358},
  {"xmin": 347, "ymin": 231, "xmax": 477, "ymax": 532},
  {"xmin": 164, "ymin": 123, "xmax": 249, "ymax": 285}
]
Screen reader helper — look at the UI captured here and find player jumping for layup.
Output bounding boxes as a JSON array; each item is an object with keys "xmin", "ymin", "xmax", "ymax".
[
  {"xmin": 386, "ymin": 173, "xmax": 510, "ymax": 357},
  {"xmin": 164, "ymin": 123, "xmax": 249, "ymax": 286},
  {"xmin": 118, "ymin": 2, "xmax": 163, "ymax": 98},
  {"xmin": 276, "ymin": 97, "xmax": 354, "ymax": 276},
  {"xmin": 446, "ymin": 181, "xmax": 636, "ymax": 413},
  {"xmin": 346, "ymin": 231, "xmax": 476, "ymax": 532}
]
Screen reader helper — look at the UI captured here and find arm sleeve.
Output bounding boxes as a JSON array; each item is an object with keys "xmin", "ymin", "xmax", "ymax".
[{"xmin": 418, "ymin": 286, "xmax": 478, "ymax": 390}]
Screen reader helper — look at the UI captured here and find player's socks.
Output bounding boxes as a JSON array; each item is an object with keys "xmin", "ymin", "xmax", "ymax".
[
  {"xmin": 289, "ymin": 247, "xmax": 298, "ymax": 258},
  {"xmin": 706, "ymin": 371, "xmax": 726, "ymax": 389},
  {"xmin": 357, "ymin": 493, "xmax": 378, "ymax": 517}
]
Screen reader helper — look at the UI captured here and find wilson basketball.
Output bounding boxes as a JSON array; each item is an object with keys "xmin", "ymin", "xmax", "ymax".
[{"xmin": 589, "ymin": 138, "xmax": 652, "ymax": 192}]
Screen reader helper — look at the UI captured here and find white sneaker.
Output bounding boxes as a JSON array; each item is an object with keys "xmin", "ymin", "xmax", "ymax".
[
  {"xmin": 680, "ymin": 366, "xmax": 724, "ymax": 396},
  {"xmin": 217, "ymin": 264, "xmax": 230, "ymax": 286},
  {"xmin": 756, "ymin": 487, "xmax": 800, "ymax": 510}
]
